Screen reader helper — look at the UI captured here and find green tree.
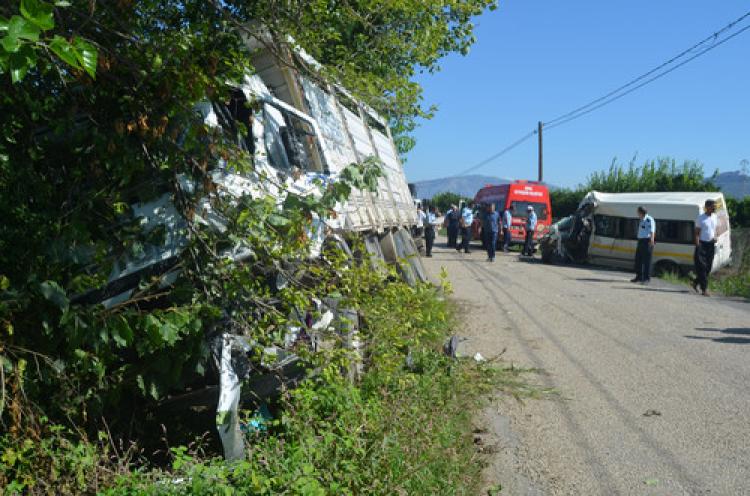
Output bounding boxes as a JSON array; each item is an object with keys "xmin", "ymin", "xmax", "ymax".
[
  {"xmin": 586, "ymin": 157, "xmax": 717, "ymax": 193},
  {"xmin": 429, "ymin": 191, "xmax": 471, "ymax": 213},
  {"xmin": 550, "ymin": 157, "xmax": 719, "ymax": 219},
  {"xmin": 0, "ymin": 0, "xmax": 497, "ymax": 441},
  {"xmin": 726, "ymin": 197, "xmax": 750, "ymax": 228}
]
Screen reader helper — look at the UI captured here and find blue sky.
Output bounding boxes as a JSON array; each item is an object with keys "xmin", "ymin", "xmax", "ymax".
[{"xmin": 404, "ymin": 0, "xmax": 750, "ymax": 188}]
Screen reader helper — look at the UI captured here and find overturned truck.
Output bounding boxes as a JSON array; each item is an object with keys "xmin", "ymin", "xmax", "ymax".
[{"xmin": 76, "ymin": 38, "xmax": 427, "ymax": 458}]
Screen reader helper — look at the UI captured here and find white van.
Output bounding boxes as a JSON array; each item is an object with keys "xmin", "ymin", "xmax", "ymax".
[
  {"xmin": 542, "ymin": 191, "xmax": 732, "ymax": 275},
  {"xmin": 582, "ymin": 191, "xmax": 732, "ymax": 274}
]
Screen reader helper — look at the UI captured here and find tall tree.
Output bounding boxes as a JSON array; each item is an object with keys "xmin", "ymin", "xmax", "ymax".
[{"xmin": 0, "ymin": 0, "xmax": 497, "ymax": 433}]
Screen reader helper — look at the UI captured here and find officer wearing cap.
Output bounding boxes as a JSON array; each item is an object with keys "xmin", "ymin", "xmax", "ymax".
[
  {"xmin": 521, "ymin": 205, "xmax": 537, "ymax": 256},
  {"xmin": 631, "ymin": 206, "xmax": 656, "ymax": 284}
]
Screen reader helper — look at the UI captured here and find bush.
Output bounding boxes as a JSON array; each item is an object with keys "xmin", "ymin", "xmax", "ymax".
[
  {"xmin": 1, "ymin": 275, "xmax": 498, "ymax": 495},
  {"xmin": 550, "ymin": 157, "xmax": 722, "ymax": 220}
]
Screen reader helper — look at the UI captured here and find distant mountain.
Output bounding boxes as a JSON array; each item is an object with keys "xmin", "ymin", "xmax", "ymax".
[
  {"xmin": 714, "ymin": 170, "xmax": 750, "ymax": 199},
  {"xmin": 411, "ymin": 175, "xmax": 512, "ymax": 199}
]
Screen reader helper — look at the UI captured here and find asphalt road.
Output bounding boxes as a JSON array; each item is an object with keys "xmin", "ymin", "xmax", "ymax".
[{"xmin": 421, "ymin": 235, "xmax": 750, "ymax": 496}]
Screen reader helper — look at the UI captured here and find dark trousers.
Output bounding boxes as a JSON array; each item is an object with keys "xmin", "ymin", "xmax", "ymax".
[
  {"xmin": 424, "ymin": 227, "xmax": 435, "ymax": 256},
  {"xmin": 522, "ymin": 230, "xmax": 534, "ymax": 255},
  {"xmin": 634, "ymin": 239, "xmax": 653, "ymax": 281},
  {"xmin": 447, "ymin": 225, "xmax": 458, "ymax": 248},
  {"xmin": 458, "ymin": 227, "xmax": 472, "ymax": 253},
  {"xmin": 503, "ymin": 229, "xmax": 511, "ymax": 252},
  {"xmin": 694, "ymin": 241, "xmax": 716, "ymax": 292},
  {"xmin": 487, "ymin": 231, "xmax": 498, "ymax": 260}
]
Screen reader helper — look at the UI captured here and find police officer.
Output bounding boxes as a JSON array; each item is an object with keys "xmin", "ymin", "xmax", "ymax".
[
  {"xmin": 457, "ymin": 202, "xmax": 474, "ymax": 254},
  {"xmin": 631, "ymin": 206, "xmax": 656, "ymax": 284},
  {"xmin": 424, "ymin": 205, "xmax": 439, "ymax": 257},
  {"xmin": 485, "ymin": 203, "xmax": 500, "ymax": 262},
  {"xmin": 502, "ymin": 205, "xmax": 513, "ymax": 253},
  {"xmin": 480, "ymin": 204, "xmax": 492, "ymax": 250},
  {"xmin": 692, "ymin": 199, "xmax": 718, "ymax": 296},
  {"xmin": 521, "ymin": 205, "xmax": 537, "ymax": 256},
  {"xmin": 444, "ymin": 204, "xmax": 459, "ymax": 248}
]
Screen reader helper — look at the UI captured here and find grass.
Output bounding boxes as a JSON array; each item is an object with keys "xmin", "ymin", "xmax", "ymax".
[
  {"xmin": 659, "ymin": 270, "xmax": 750, "ymax": 299},
  {"xmin": 657, "ymin": 228, "xmax": 750, "ymax": 299},
  {"xmin": 2, "ymin": 277, "xmax": 539, "ymax": 495}
]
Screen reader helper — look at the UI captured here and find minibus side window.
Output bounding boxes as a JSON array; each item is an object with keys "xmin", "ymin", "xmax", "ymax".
[
  {"xmin": 623, "ymin": 219, "xmax": 639, "ymax": 240},
  {"xmin": 656, "ymin": 220, "xmax": 694, "ymax": 245},
  {"xmin": 593, "ymin": 215, "xmax": 620, "ymax": 237}
]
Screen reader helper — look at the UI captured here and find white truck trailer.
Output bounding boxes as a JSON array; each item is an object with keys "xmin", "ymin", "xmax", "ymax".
[{"xmin": 77, "ymin": 39, "xmax": 426, "ymax": 459}]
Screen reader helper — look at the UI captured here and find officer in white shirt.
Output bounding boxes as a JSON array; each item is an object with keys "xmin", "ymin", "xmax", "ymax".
[
  {"xmin": 502, "ymin": 205, "xmax": 514, "ymax": 253},
  {"xmin": 521, "ymin": 205, "xmax": 537, "ymax": 256},
  {"xmin": 456, "ymin": 202, "xmax": 474, "ymax": 254},
  {"xmin": 424, "ymin": 205, "xmax": 440, "ymax": 257},
  {"xmin": 631, "ymin": 206, "xmax": 656, "ymax": 284},
  {"xmin": 693, "ymin": 199, "xmax": 718, "ymax": 296}
]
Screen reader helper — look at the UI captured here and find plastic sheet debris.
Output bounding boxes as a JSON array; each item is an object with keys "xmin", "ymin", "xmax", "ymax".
[
  {"xmin": 241, "ymin": 402, "xmax": 273, "ymax": 433},
  {"xmin": 216, "ymin": 333, "xmax": 252, "ymax": 461}
]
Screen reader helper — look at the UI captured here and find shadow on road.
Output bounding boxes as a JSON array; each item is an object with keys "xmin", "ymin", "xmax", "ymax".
[
  {"xmin": 614, "ymin": 286, "xmax": 692, "ymax": 294},
  {"xmin": 685, "ymin": 327, "xmax": 750, "ymax": 345},
  {"xmin": 570, "ymin": 277, "xmax": 624, "ymax": 283},
  {"xmin": 515, "ymin": 256, "xmax": 543, "ymax": 265}
]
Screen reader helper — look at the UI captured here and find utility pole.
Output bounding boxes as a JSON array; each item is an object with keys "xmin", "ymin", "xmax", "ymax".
[{"xmin": 537, "ymin": 121, "xmax": 544, "ymax": 183}]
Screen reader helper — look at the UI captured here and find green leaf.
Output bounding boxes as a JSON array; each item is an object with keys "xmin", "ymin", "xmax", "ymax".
[
  {"xmin": 10, "ymin": 15, "xmax": 41, "ymax": 41},
  {"xmin": 40, "ymin": 280, "xmax": 69, "ymax": 311},
  {"xmin": 159, "ymin": 321, "xmax": 179, "ymax": 345},
  {"xmin": 8, "ymin": 46, "xmax": 36, "ymax": 83},
  {"xmin": 54, "ymin": 0, "xmax": 71, "ymax": 6},
  {"xmin": 268, "ymin": 213, "xmax": 290, "ymax": 227},
  {"xmin": 110, "ymin": 316, "xmax": 134, "ymax": 347},
  {"xmin": 20, "ymin": 0, "xmax": 55, "ymax": 31},
  {"xmin": 48, "ymin": 35, "xmax": 79, "ymax": 69},
  {"xmin": 72, "ymin": 37, "xmax": 97, "ymax": 78},
  {"xmin": 0, "ymin": 16, "xmax": 9, "ymax": 32},
  {"xmin": 0, "ymin": 35, "xmax": 21, "ymax": 54},
  {"xmin": 2, "ymin": 16, "xmax": 42, "ymax": 53}
]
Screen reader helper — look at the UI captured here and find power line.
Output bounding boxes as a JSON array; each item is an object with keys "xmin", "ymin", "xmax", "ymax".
[
  {"xmin": 452, "ymin": 130, "xmax": 537, "ymax": 177},
  {"xmin": 544, "ymin": 10, "xmax": 750, "ymax": 127},
  {"xmin": 545, "ymin": 16, "xmax": 750, "ymax": 131},
  {"xmin": 453, "ymin": 10, "xmax": 750, "ymax": 177}
]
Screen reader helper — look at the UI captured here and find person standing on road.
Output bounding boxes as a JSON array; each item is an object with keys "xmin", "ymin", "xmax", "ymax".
[
  {"xmin": 502, "ymin": 205, "xmax": 513, "ymax": 253},
  {"xmin": 416, "ymin": 205, "xmax": 426, "ymax": 232},
  {"xmin": 445, "ymin": 204, "xmax": 459, "ymax": 248},
  {"xmin": 485, "ymin": 203, "xmax": 500, "ymax": 262},
  {"xmin": 692, "ymin": 199, "xmax": 718, "ymax": 296},
  {"xmin": 424, "ymin": 205, "xmax": 439, "ymax": 257},
  {"xmin": 631, "ymin": 206, "xmax": 656, "ymax": 284},
  {"xmin": 480, "ymin": 204, "xmax": 491, "ymax": 250},
  {"xmin": 521, "ymin": 205, "xmax": 537, "ymax": 256},
  {"xmin": 457, "ymin": 202, "xmax": 474, "ymax": 254}
]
